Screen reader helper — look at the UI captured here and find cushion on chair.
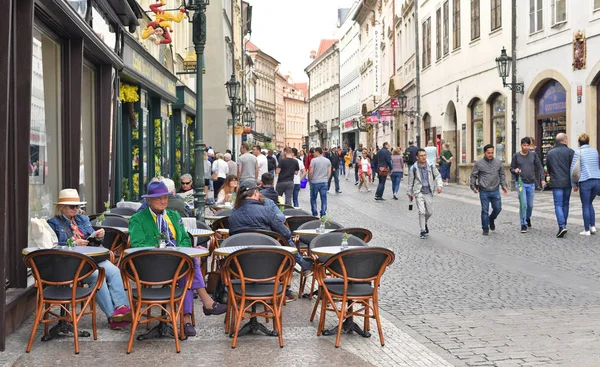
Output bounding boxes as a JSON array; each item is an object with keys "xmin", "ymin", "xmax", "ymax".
[
  {"xmin": 131, "ymin": 287, "xmax": 185, "ymax": 301},
  {"xmin": 43, "ymin": 286, "xmax": 95, "ymax": 301},
  {"xmin": 325, "ymin": 282, "xmax": 374, "ymax": 297},
  {"xmin": 232, "ymin": 283, "xmax": 284, "ymax": 297}
]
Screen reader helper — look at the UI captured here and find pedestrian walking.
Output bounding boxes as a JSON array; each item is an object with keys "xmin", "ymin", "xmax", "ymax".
[
  {"xmin": 292, "ymin": 148, "xmax": 306, "ymax": 208},
  {"xmin": 439, "ymin": 142, "xmax": 453, "ymax": 186},
  {"xmin": 425, "ymin": 140, "xmax": 437, "ymax": 165},
  {"xmin": 237, "ymin": 143, "xmax": 258, "ymax": 182},
  {"xmin": 309, "ymin": 147, "xmax": 331, "ymax": 217},
  {"xmin": 338, "ymin": 147, "xmax": 346, "ymax": 177},
  {"xmin": 275, "ymin": 147, "xmax": 299, "ymax": 206},
  {"xmin": 327, "ymin": 146, "xmax": 342, "ymax": 193},
  {"xmin": 469, "ymin": 144, "xmax": 509, "ymax": 236},
  {"xmin": 344, "ymin": 148, "xmax": 352, "ymax": 180},
  {"xmin": 407, "ymin": 149, "xmax": 443, "ymax": 239},
  {"xmin": 510, "ymin": 137, "xmax": 545, "ymax": 233},
  {"xmin": 545, "ymin": 133, "xmax": 574, "ymax": 238},
  {"xmin": 253, "ymin": 145, "xmax": 269, "ymax": 180},
  {"xmin": 357, "ymin": 149, "xmax": 372, "ymax": 192},
  {"xmin": 570, "ymin": 133, "xmax": 600, "ymax": 236},
  {"xmin": 371, "ymin": 146, "xmax": 378, "ymax": 183},
  {"xmin": 353, "ymin": 144, "xmax": 364, "ymax": 184},
  {"xmin": 390, "ymin": 147, "xmax": 404, "ymax": 200},
  {"xmin": 404, "ymin": 140, "xmax": 419, "ymax": 172},
  {"xmin": 375, "ymin": 142, "xmax": 392, "ymax": 201}
]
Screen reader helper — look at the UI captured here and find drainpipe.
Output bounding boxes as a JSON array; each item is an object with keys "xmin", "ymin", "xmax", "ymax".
[{"xmin": 414, "ymin": 0, "xmax": 421, "ymax": 148}]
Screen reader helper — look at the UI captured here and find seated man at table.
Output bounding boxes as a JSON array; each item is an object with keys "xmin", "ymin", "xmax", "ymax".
[
  {"xmin": 129, "ymin": 181, "xmax": 226, "ymax": 337},
  {"xmin": 229, "ymin": 179, "xmax": 313, "ymax": 301},
  {"xmin": 259, "ymin": 172, "xmax": 280, "ymax": 203},
  {"xmin": 137, "ymin": 177, "xmax": 192, "ymax": 217}
]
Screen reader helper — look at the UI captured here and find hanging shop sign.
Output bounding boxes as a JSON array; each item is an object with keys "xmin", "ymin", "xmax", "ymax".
[
  {"xmin": 538, "ymin": 81, "xmax": 566, "ymax": 115},
  {"xmin": 366, "ymin": 113, "xmax": 379, "ymax": 124},
  {"xmin": 390, "ymin": 98, "xmax": 399, "ymax": 109},
  {"xmin": 174, "ymin": 86, "xmax": 196, "ymax": 115},
  {"xmin": 379, "ymin": 107, "xmax": 394, "ymax": 117},
  {"xmin": 344, "ymin": 120, "xmax": 354, "ymax": 128},
  {"xmin": 374, "ymin": 28, "xmax": 380, "ymax": 96},
  {"xmin": 142, "ymin": 1, "xmax": 188, "ymax": 45}
]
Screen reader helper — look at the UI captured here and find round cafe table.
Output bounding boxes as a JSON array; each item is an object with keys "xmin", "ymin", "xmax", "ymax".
[
  {"xmin": 213, "ymin": 245, "xmax": 298, "ymax": 257},
  {"xmin": 123, "ymin": 247, "xmax": 209, "ymax": 258},
  {"xmin": 310, "ymin": 246, "xmax": 365, "ymax": 256},
  {"xmin": 293, "ymin": 228, "xmax": 336, "ymax": 236},
  {"xmin": 187, "ymin": 228, "xmax": 214, "ymax": 238}
]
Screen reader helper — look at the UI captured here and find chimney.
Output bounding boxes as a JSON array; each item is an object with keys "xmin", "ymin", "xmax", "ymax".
[{"xmin": 309, "ymin": 50, "xmax": 316, "ymax": 59}]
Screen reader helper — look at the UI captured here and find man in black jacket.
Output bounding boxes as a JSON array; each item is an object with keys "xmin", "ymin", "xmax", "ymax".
[
  {"xmin": 375, "ymin": 142, "xmax": 392, "ymax": 200},
  {"xmin": 545, "ymin": 133, "xmax": 574, "ymax": 238},
  {"xmin": 327, "ymin": 146, "xmax": 342, "ymax": 193}
]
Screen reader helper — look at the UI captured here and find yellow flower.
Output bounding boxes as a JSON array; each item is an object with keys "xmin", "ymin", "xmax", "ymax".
[{"xmin": 120, "ymin": 83, "xmax": 139, "ymax": 103}]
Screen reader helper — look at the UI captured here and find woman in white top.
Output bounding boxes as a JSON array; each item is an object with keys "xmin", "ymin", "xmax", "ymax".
[{"xmin": 211, "ymin": 153, "xmax": 229, "ymax": 199}]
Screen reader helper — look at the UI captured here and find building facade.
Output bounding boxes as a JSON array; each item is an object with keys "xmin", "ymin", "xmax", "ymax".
[
  {"xmin": 284, "ymin": 81, "xmax": 308, "ymax": 149},
  {"xmin": 418, "ymin": 0, "xmax": 512, "ymax": 183},
  {"xmin": 275, "ymin": 72, "xmax": 287, "ymax": 149},
  {"xmin": 247, "ymin": 41, "xmax": 279, "ymax": 145},
  {"xmin": 305, "ymin": 40, "xmax": 340, "ymax": 148}
]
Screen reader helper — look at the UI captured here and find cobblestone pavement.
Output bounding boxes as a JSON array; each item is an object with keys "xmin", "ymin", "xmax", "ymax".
[{"xmin": 4, "ymin": 178, "xmax": 600, "ymax": 366}]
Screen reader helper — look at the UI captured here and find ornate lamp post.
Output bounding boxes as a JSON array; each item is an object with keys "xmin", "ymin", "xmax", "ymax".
[
  {"xmin": 496, "ymin": 46, "xmax": 524, "ymax": 161},
  {"xmin": 225, "ymin": 74, "xmax": 240, "ymax": 160},
  {"xmin": 183, "ymin": 0, "xmax": 209, "ymax": 221},
  {"xmin": 398, "ymin": 90, "xmax": 407, "ymax": 114}
]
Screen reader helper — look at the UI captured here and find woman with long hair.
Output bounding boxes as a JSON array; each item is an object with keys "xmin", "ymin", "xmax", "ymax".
[
  {"xmin": 216, "ymin": 174, "xmax": 238, "ymax": 205},
  {"xmin": 391, "ymin": 148, "xmax": 404, "ymax": 199},
  {"xmin": 571, "ymin": 133, "xmax": 600, "ymax": 235},
  {"xmin": 357, "ymin": 149, "xmax": 372, "ymax": 192}
]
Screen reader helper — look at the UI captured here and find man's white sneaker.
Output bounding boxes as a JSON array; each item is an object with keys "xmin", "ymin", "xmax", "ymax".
[
  {"xmin": 591, "ymin": 226, "xmax": 597, "ymax": 234},
  {"xmin": 580, "ymin": 230, "xmax": 591, "ymax": 236}
]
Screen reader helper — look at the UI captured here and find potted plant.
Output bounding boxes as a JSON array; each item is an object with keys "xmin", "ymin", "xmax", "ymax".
[
  {"xmin": 341, "ymin": 232, "xmax": 351, "ymax": 249},
  {"xmin": 66, "ymin": 237, "xmax": 75, "ymax": 249},
  {"xmin": 318, "ymin": 216, "xmax": 333, "ymax": 233},
  {"xmin": 96, "ymin": 201, "xmax": 111, "ymax": 225}
]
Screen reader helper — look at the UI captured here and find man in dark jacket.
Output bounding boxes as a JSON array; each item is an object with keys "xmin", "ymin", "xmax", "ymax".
[
  {"xmin": 327, "ymin": 146, "xmax": 342, "ymax": 194},
  {"xmin": 375, "ymin": 142, "xmax": 392, "ymax": 200},
  {"xmin": 404, "ymin": 140, "xmax": 419, "ymax": 171},
  {"xmin": 259, "ymin": 172, "xmax": 279, "ymax": 203},
  {"xmin": 545, "ymin": 133, "xmax": 574, "ymax": 238}
]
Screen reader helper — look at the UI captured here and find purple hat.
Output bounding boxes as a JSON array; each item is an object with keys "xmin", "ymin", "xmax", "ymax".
[{"xmin": 142, "ymin": 181, "xmax": 169, "ymax": 198}]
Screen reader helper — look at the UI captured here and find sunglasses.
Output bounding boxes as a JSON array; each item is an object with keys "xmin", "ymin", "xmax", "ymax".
[
  {"xmin": 181, "ymin": 181, "xmax": 192, "ymax": 185},
  {"xmin": 68, "ymin": 205, "xmax": 80, "ymax": 209}
]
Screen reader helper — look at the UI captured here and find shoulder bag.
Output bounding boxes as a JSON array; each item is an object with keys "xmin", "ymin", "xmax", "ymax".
[{"xmin": 572, "ymin": 151, "xmax": 581, "ymax": 183}]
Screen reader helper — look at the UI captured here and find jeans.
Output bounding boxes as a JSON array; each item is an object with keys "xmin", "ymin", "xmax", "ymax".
[
  {"xmin": 310, "ymin": 182, "xmax": 328, "ymax": 217},
  {"xmin": 579, "ymin": 179, "xmax": 600, "ymax": 231},
  {"xmin": 293, "ymin": 184, "xmax": 301, "ymax": 207},
  {"xmin": 276, "ymin": 181, "xmax": 295, "ymax": 206},
  {"xmin": 479, "ymin": 190, "xmax": 502, "ymax": 230},
  {"xmin": 354, "ymin": 164, "xmax": 359, "ymax": 182},
  {"xmin": 440, "ymin": 163, "xmax": 451, "ymax": 181},
  {"xmin": 391, "ymin": 172, "xmax": 403, "ymax": 194},
  {"xmin": 83, "ymin": 260, "xmax": 129, "ymax": 318},
  {"xmin": 327, "ymin": 169, "xmax": 340, "ymax": 192},
  {"xmin": 375, "ymin": 174, "xmax": 387, "ymax": 198},
  {"xmin": 339, "ymin": 162, "xmax": 345, "ymax": 175},
  {"xmin": 552, "ymin": 187, "xmax": 572, "ymax": 228},
  {"xmin": 519, "ymin": 183, "xmax": 535, "ymax": 225}
]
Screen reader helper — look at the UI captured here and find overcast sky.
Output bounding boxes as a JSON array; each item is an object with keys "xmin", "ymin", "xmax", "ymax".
[{"xmin": 248, "ymin": 0, "xmax": 357, "ymax": 82}]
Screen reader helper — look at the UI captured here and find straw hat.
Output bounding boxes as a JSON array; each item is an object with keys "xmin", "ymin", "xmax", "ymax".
[{"xmin": 54, "ymin": 189, "xmax": 86, "ymax": 205}]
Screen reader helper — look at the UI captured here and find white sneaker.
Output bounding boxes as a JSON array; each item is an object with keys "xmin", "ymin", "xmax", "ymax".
[
  {"xmin": 580, "ymin": 230, "xmax": 591, "ymax": 236},
  {"xmin": 591, "ymin": 226, "xmax": 597, "ymax": 234}
]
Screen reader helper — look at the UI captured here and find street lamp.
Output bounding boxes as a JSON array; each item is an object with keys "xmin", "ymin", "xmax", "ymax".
[
  {"xmin": 225, "ymin": 74, "xmax": 240, "ymax": 159},
  {"xmin": 496, "ymin": 46, "xmax": 524, "ymax": 165},
  {"xmin": 397, "ymin": 90, "xmax": 407, "ymax": 114},
  {"xmin": 182, "ymin": 0, "xmax": 210, "ymax": 221}
]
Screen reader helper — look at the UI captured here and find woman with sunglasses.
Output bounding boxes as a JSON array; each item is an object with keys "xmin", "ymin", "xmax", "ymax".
[{"xmin": 47, "ymin": 189, "xmax": 131, "ymax": 330}]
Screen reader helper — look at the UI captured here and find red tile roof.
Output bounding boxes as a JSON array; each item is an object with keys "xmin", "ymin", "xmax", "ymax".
[
  {"xmin": 245, "ymin": 40, "xmax": 260, "ymax": 51},
  {"xmin": 294, "ymin": 83, "xmax": 308, "ymax": 97},
  {"xmin": 316, "ymin": 39, "xmax": 338, "ymax": 58}
]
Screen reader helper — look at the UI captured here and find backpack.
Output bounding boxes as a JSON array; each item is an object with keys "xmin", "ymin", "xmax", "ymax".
[
  {"xmin": 267, "ymin": 155, "xmax": 276, "ymax": 172},
  {"xmin": 404, "ymin": 147, "xmax": 416, "ymax": 165}
]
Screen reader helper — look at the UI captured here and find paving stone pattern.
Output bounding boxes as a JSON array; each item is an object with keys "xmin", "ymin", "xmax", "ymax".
[{"xmin": 4, "ymin": 179, "xmax": 600, "ymax": 366}]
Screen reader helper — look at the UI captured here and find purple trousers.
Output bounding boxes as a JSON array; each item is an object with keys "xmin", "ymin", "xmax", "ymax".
[{"xmin": 177, "ymin": 258, "xmax": 205, "ymax": 314}]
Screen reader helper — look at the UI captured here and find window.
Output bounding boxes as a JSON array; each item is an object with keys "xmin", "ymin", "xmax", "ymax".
[
  {"xmin": 471, "ymin": 0, "xmax": 480, "ymax": 40},
  {"xmin": 80, "ymin": 65, "xmax": 96, "ymax": 208},
  {"xmin": 436, "ymin": 8, "xmax": 442, "ymax": 60},
  {"xmin": 491, "ymin": 0, "xmax": 502, "ymax": 30},
  {"xmin": 443, "ymin": 1, "xmax": 449, "ymax": 54},
  {"xmin": 491, "ymin": 96, "xmax": 506, "ymax": 162},
  {"xmin": 422, "ymin": 17, "xmax": 431, "ymax": 68},
  {"xmin": 529, "ymin": 0, "xmax": 543, "ymax": 34},
  {"xmin": 551, "ymin": 0, "xmax": 566, "ymax": 25},
  {"xmin": 453, "ymin": 0, "xmax": 461, "ymax": 49},
  {"xmin": 471, "ymin": 99, "xmax": 484, "ymax": 161},
  {"xmin": 595, "ymin": 0, "xmax": 600, "ymax": 10}
]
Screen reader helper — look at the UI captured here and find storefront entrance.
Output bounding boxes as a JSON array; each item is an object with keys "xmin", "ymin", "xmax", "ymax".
[{"xmin": 536, "ymin": 80, "xmax": 567, "ymax": 186}]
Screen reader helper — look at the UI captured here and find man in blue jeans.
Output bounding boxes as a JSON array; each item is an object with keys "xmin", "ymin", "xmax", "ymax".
[
  {"xmin": 470, "ymin": 144, "xmax": 509, "ymax": 235},
  {"xmin": 510, "ymin": 137, "xmax": 545, "ymax": 233},
  {"xmin": 309, "ymin": 147, "xmax": 332, "ymax": 217},
  {"xmin": 545, "ymin": 133, "xmax": 574, "ymax": 238}
]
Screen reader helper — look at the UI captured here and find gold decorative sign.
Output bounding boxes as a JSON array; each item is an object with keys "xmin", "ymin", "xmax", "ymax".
[{"xmin": 573, "ymin": 30, "xmax": 586, "ymax": 71}]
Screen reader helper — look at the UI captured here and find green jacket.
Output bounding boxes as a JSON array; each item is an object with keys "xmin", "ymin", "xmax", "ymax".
[{"xmin": 128, "ymin": 208, "xmax": 191, "ymax": 248}]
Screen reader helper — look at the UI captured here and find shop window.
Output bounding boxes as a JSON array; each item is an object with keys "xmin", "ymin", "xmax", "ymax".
[
  {"xmin": 453, "ymin": 0, "xmax": 461, "ymax": 49},
  {"xmin": 551, "ymin": 0, "xmax": 567, "ymax": 26},
  {"xmin": 491, "ymin": 95, "xmax": 506, "ymax": 162},
  {"xmin": 29, "ymin": 29, "xmax": 62, "ymax": 220},
  {"xmin": 529, "ymin": 0, "xmax": 543, "ymax": 34},
  {"xmin": 536, "ymin": 80, "xmax": 566, "ymax": 186},
  {"xmin": 491, "ymin": 0, "xmax": 502, "ymax": 31},
  {"xmin": 471, "ymin": 0, "xmax": 480, "ymax": 41},
  {"xmin": 423, "ymin": 113, "xmax": 432, "ymax": 144},
  {"xmin": 471, "ymin": 99, "xmax": 484, "ymax": 161},
  {"xmin": 79, "ymin": 65, "xmax": 96, "ymax": 211}
]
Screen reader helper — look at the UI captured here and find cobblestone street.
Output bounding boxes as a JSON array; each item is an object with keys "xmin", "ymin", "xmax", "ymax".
[{"xmin": 3, "ymin": 178, "xmax": 600, "ymax": 366}]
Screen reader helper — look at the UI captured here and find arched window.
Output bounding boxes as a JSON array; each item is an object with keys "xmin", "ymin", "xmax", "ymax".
[
  {"xmin": 423, "ymin": 113, "xmax": 432, "ymax": 144},
  {"xmin": 471, "ymin": 99, "xmax": 484, "ymax": 161},
  {"xmin": 491, "ymin": 95, "xmax": 506, "ymax": 162}
]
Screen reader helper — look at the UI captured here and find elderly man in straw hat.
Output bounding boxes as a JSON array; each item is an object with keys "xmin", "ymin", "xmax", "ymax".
[
  {"xmin": 128, "ymin": 181, "xmax": 226, "ymax": 337},
  {"xmin": 47, "ymin": 188, "xmax": 132, "ymax": 329}
]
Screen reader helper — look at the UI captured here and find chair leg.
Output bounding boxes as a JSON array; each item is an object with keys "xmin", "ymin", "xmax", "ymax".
[
  {"xmin": 273, "ymin": 303, "xmax": 284, "ymax": 348},
  {"xmin": 373, "ymin": 298, "xmax": 384, "ymax": 346},
  {"xmin": 298, "ymin": 272, "xmax": 306, "ymax": 296},
  {"xmin": 127, "ymin": 303, "xmax": 142, "ymax": 354},
  {"xmin": 308, "ymin": 276, "xmax": 317, "ymax": 300},
  {"xmin": 72, "ymin": 303, "xmax": 80, "ymax": 354},
  {"xmin": 364, "ymin": 301, "xmax": 370, "ymax": 332},
  {"xmin": 43, "ymin": 303, "xmax": 49, "ymax": 336},
  {"xmin": 191, "ymin": 305, "xmax": 196, "ymax": 327},
  {"xmin": 317, "ymin": 297, "xmax": 328, "ymax": 336},
  {"xmin": 231, "ymin": 299, "xmax": 245, "ymax": 349},
  {"xmin": 25, "ymin": 297, "xmax": 44, "ymax": 353},
  {"xmin": 310, "ymin": 288, "xmax": 321, "ymax": 322},
  {"xmin": 335, "ymin": 305, "xmax": 346, "ymax": 348},
  {"xmin": 91, "ymin": 298, "xmax": 98, "ymax": 340},
  {"xmin": 171, "ymin": 302, "xmax": 181, "ymax": 353}
]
